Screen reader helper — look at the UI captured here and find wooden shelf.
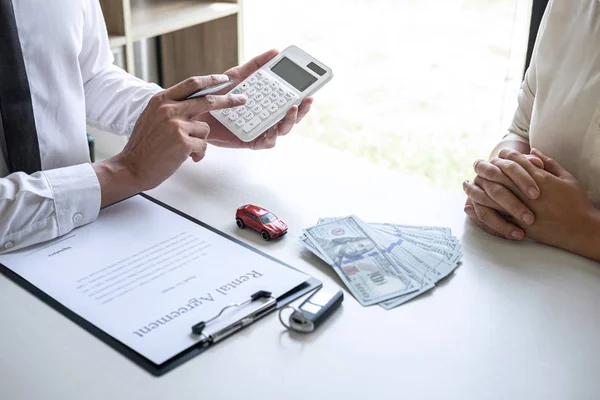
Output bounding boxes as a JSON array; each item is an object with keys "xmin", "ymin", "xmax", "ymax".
[
  {"xmin": 131, "ymin": 0, "xmax": 239, "ymax": 41},
  {"xmin": 108, "ymin": 35, "xmax": 127, "ymax": 49},
  {"xmin": 99, "ymin": 0, "xmax": 242, "ymax": 82}
]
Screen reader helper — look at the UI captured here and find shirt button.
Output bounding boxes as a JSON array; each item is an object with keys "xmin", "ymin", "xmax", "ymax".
[
  {"xmin": 73, "ymin": 213, "xmax": 83, "ymax": 223},
  {"xmin": 4, "ymin": 241, "xmax": 14, "ymax": 250}
]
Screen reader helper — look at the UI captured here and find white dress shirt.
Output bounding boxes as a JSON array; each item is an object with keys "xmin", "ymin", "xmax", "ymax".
[
  {"xmin": 505, "ymin": 0, "xmax": 600, "ymax": 205},
  {"xmin": 0, "ymin": 0, "xmax": 161, "ymax": 253}
]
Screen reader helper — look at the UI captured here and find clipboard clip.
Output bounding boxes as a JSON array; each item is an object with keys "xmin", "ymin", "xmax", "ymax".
[{"xmin": 191, "ymin": 290, "xmax": 276, "ymax": 346}]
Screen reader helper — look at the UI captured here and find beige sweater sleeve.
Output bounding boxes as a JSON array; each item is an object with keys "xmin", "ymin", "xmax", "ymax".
[{"xmin": 503, "ymin": 0, "xmax": 552, "ymax": 145}]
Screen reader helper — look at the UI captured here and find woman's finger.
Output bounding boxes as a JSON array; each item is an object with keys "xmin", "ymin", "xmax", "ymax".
[
  {"xmin": 474, "ymin": 176, "xmax": 535, "ymax": 225},
  {"xmin": 524, "ymin": 154, "xmax": 544, "ymax": 169},
  {"xmin": 473, "ymin": 159, "xmax": 510, "ymax": 185},
  {"xmin": 531, "ymin": 148, "xmax": 575, "ymax": 180},
  {"xmin": 465, "ymin": 202, "xmax": 506, "ymax": 239},
  {"xmin": 489, "ymin": 157, "xmax": 540, "ymax": 199},
  {"xmin": 472, "ymin": 202, "xmax": 525, "ymax": 240},
  {"xmin": 463, "ymin": 180, "xmax": 503, "ymax": 210},
  {"xmin": 476, "ymin": 219, "xmax": 507, "ymax": 239},
  {"xmin": 496, "ymin": 149, "xmax": 542, "ymax": 199}
]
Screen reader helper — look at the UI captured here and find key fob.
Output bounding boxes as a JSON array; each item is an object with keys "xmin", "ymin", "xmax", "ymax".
[{"xmin": 289, "ymin": 288, "xmax": 343, "ymax": 333}]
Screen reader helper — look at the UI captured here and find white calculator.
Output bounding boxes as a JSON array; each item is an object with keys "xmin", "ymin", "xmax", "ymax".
[{"xmin": 210, "ymin": 45, "xmax": 333, "ymax": 142}]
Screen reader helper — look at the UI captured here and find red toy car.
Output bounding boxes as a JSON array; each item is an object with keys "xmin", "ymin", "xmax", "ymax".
[{"xmin": 236, "ymin": 204, "xmax": 288, "ymax": 240}]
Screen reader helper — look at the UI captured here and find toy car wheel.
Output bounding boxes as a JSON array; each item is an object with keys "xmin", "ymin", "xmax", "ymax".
[
  {"xmin": 261, "ymin": 230, "xmax": 271, "ymax": 241},
  {"xmin": 236, "ymin": 218, "xmax": 245, "ymax": 228}
]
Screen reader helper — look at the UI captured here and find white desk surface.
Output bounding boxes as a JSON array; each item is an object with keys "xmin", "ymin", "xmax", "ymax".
[{"xmin": 1, "ymin": 136, "xmax": 600, "ymax": 400}]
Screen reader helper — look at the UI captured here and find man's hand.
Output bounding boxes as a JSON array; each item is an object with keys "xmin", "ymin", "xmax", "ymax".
[
  {"xmin": 463, "ymin": 149, "xmax": 544, "ymax": 240},
  {"xmin": 193, "ymin": 49, "xmax": 313, "ymax": 150},
  {"xmin": 503, "ymin": 149, "xmax": 600, "ymax": 260},
  {"xmin": 93, "ymin": 75, "xmax": 246, "ymax": 207}
]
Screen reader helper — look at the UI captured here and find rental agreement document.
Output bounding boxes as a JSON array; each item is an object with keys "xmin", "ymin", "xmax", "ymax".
[{"xmin": 0, "ymin": 195, "xmax": 310, "ymax": 365}]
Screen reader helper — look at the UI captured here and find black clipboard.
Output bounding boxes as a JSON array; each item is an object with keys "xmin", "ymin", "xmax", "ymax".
[{"xmin": 0, "ymin": 193, "xmax": 321, "ymax": 376}]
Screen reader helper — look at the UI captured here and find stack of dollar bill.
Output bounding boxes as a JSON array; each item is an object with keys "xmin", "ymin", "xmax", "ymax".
[{"xmin": 300, "ymin": 216, "xmax": 462, "ymax": 309}]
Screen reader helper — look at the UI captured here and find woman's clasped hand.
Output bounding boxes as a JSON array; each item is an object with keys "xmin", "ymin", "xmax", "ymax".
[{"xmin": 463, "ymin": 148, "xmax": 600, "ymax": 260}]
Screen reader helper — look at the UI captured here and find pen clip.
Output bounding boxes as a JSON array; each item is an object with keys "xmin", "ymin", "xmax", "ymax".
[
  {"xmin": 209, "ymin": 297, "xmax": 277, "ymax": 345},
  {"xmin": 191, "ymin": 290, "xmax": 273, "ymax": 336}
]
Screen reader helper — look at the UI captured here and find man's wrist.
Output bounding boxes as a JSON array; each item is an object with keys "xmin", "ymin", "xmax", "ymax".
[{"xmin": 92, "ymin": 154, "xmax": 143, "ymax": 208}]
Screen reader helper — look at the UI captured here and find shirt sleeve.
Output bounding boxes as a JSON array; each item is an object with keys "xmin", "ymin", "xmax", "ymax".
[
  {"xmin": 0, "ymin": 164, "xmax": 101, "ymax": 254},
  {"xmin": 79, "ymin": 0, "xmax": 163, "ymax": 136},
  {"xmin": 503, "ymin": 1, "xmax": 552, "ymax": 144}
]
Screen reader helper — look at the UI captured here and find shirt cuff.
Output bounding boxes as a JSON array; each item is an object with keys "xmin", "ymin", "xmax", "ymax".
[{"xmin": 43, "ymin": 163, "xmax": 101, "ymax": 235}]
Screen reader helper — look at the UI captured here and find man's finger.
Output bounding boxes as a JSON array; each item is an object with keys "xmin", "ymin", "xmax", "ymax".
[
  {"xmin": 489, "ymin": 157, "xmax": 540, "ymax": 199},
  {"xmin": 277, "ymin": 106, "xmax": 298, "ymax": 136},
  {"xmin": 184, "ymin": 135, "xmax": 209, "ymax": 158},
  {"xmin": 163, "ymin": 75, "xmax": 230, "ymax": 101},
  {"xmin": 295, "ymin": 97, "xmax": 313, "ymax": 124},
  {"xmin": 249, "ymin": 128, "xmax": 277, "ymax": 150},
  {"xmin": 187, "ymin": 121, "xmax": 210, "ymax": 140},
  {"xmin": 181, "ymin": 93, "xmax": 247, "ymax": 117},
  {"xmin": 225, "ymin": 49, "xmax": 279, "ymax": 81},
  {"xmin": 531, "ymin": 148, "xmax": 574, "ymax": 180}
]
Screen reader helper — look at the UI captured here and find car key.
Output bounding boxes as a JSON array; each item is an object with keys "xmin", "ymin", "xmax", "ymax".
[{"xmin": 279, "ymin": 288, "xmax": 343, "ymax": 333}]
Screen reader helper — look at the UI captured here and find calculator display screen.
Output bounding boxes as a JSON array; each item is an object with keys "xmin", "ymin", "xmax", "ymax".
[{"xmin": 270, "ymin": 57, "xmax": 317, "ymax": 92}]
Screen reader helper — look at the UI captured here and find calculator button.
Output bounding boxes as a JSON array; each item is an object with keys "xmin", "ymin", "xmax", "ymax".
[
  {"xmin": 232, "ymin": 88, "xmax": 242, "ymax": 95},
  {"xmin": 276, "ymin": 97, "xmax": 287, "ymax": 106},
  {"xmin": 246, "ymin": 100, "xmax": 256, "ymax": 108},
  {"xmin": 268, "ymin": 104, "xmax": 279, "ymax": 113},
  {"xmin": 235, "ymin": 118, "xmax": 245, "ymax": 127},
  {"xmin": 260, "ymin": 99, "xmax": 272, "ymax": 107},
  {"xmin": 228, "ymin": 113, "xmax": 238, "ymax": 121},
  {"xmin": 284, "ymin": 92, "xmax": 294, "ymax": 100},
  {"xmin": 256, "ymin": 82, "xmax": 265, "ymax": 90},
  {"xmin": 269, "ymin": 92, "xmax": 279, "ymax": 101},
  {"xmin": 243, "ymin": 111, "xmax": 255, "ymax": 120},
  {"xmin": 247, "ymin": 88, "xmax": 257, "ymax": 97},
  {"xmin": 222, "ymin": 108, "xmax": 232, "ymax": 115},
  {"xmin": 243, "ymin": 117, "xmax": 262, "ymax": 133},
  {"xmin": 252, "ymin": 105, "xmax": 263, "ymax": 113},
  {"xmin": 262, "ymin": 87, "xmax": 273, "ymax": 94},
  {"xmin": 249, "ymin": 76, "xmax": 259, "ymax": 84},
  {"xmin": 259, "ymin": 110, "xmax": 270, "ymax": 119},
  {"xmin": 270, "ymin": 82, "xmax": 279, "ymax": 89},
  {"xmin": 240, "ymin": 82, "xmax": 250, "ymax": 91},
  {"xmin": 262, "ymin": 77, "xmax": 271, "ymax": 84},
  {"xmin": 235, "ymin": 106, "xmax": 247, "ymax": 114},
  {"xmin": 253, "ymin": 93, "xmax": 264, "ymax": 102},
  {"xmin": 276, "ymin": 88, "xmax": 286, "ymax": 96},
  {"xmin": 256, "ymin": 71, "xmax": 264, "ymax": 78}
]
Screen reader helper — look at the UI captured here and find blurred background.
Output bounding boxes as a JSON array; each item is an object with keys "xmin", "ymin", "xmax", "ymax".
[
  {"xmin": 244, "ymin": 0, "xmax": 533, "ymax": 191},
  {"xmin": 98, "ymin": 0, "xmax": 542, "ymax": 191}
]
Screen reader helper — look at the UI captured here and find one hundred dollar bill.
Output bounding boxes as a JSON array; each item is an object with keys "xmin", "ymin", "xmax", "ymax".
[
  {"xmin": 382, "ymin": 224, "xmax": 452, "ymax": 235},
  {"xmin": 303, "ymin": 216, "xmax": 419, "ymax": 306},
  {"xmin": 376, "ymin": 229, "xmax": 463, "ymax": 266},
  {"xmin": 375, "ymin": 233, "xmax": 458, "ymax": 283}
]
